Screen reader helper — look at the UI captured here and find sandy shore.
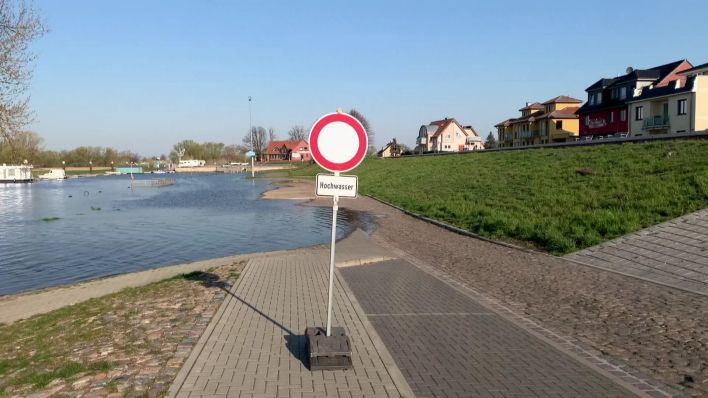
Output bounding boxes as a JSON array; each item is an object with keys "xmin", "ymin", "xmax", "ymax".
[{"xmin": 263, "ymin": 178, "xmax": 708, "ymax": 396}]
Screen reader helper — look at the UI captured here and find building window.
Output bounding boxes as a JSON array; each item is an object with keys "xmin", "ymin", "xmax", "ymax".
[
  {"xmin": 608, "ymin": 112, "xmax": 614, "ymax": 123},
  {"xmin": 555, "ymin": 120, "xmax": 563, "ymax": 130},
  {"xmin": 620, "ymin": 110, "xmax": 626, "ymax": 121},
  {"xmin": 596, "ymin": 92, "xmax": 602, "ymax": 105},
  {"xmin": 585, "ymin": 116, "xmax": 590, "ymax": 126},
  {"xmin": 678, "ymin": 99, "xmax": 687, "ymax": 115},
  {"xmin": 620, "ymin": 87, "xmax": 627, "ymax": 100},
  {"xmin": 635, "ymin": 106, "xmax": 644, "ymax": 121}
]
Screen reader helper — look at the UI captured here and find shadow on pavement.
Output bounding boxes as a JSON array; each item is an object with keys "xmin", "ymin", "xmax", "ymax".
[{"xmin": 181, "ymin": 271, "xmax": 308, "ymax": 368}]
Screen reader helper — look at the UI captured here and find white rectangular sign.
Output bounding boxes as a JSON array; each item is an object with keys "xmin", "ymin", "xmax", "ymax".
[{"xmin": 316, "ymin": 174, "xmax": 358, "ymax": 198}]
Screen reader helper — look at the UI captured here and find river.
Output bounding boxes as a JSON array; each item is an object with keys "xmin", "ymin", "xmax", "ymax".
[{"xmin": 0, "ymin": 173, "xmax": 370, "ymax": 295}]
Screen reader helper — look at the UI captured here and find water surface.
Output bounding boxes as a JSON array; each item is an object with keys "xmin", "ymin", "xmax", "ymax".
[{"xmin": 0, "ymin": 173, "xmax": 369, "ymax": 295}]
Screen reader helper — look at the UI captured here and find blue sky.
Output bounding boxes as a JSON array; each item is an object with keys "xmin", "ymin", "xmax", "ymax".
[{"xmin": 29, "ymin": 0, "xmax": 708, "ymax": 155}]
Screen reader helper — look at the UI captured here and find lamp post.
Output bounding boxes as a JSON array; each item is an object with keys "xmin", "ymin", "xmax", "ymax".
[
  {"xmin": 111, "ymin": 161, "xmax": 114, "ymax": 171},
  {"xmin": 62, "ymin": 160, "xmax": 66, "ymax": 171},
  {"xmin": 249, "ymin": 96, "xmax": 254, "ymax": 178},
  {"xmin": 89, "ymin": 160, "xmax": 93, "ymax": 173}
]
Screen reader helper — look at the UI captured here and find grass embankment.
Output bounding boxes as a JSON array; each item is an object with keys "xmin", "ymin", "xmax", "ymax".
[
  {"xmin": 291, "ymin": 140, "xmax": 708, "ymax": 254},
  {"xmin": 0, "ymin": 263, "xmax": 242, "ymax": 397}
]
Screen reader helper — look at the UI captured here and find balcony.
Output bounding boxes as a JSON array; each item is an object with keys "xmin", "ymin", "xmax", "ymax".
[
  {"xmin": 520, "ymin": 130, "xmax": 540, "ymax": 139},
  {"xmin": 643, "ymin": 116, "xmax": 670, "ymax": 131}
]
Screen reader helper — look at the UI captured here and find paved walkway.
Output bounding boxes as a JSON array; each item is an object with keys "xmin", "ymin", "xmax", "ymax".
[
  {"xmin": 340, "ymin": 260, "xmax": 647, "ymax": 397},
  {"xmin": 168, "ymin": 248, "xmax": 412, "ymax": 398},
  {"xmin": 566, "ymin": 209, "xmax": 708, "ymax": 296},
  {"xmin": 168, "ymin": 229, "xmax": 675, "ymax": 397}
]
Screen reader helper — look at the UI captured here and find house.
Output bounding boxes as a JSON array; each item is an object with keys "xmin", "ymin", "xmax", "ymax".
[
  {"xmin": 576, "ymin": 60, "xmax": 693, "ymax": 138},
  {"xmin": 378, "ymin": 139, "xmax": 402, "ymax": 158},
  {"xmin": 627, "ymin": 61, "xmax": 708, "ymax": 136},
  {"xmin": 264, "ymin": 140, "xmax": 311, "ymax": 162},
  {"xmin": 415, "ymin": 118, "xmax": 483, "ymax": 153},
  {"xmin": 495, "ymin": 96, "xmax": 582, "ymax": 147}
]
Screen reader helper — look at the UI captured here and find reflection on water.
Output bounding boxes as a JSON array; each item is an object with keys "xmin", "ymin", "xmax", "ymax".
[{"xmin": 0, "ymin": 174, "xmax": 373, "ymax": 295}]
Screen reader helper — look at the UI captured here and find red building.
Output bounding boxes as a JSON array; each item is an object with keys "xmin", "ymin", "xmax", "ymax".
[
  {"xmin": 264, "ymin": 140, "xmax": 311, "ymax": 162},
  {"xmin": 577, "ymin": 60, "xmax": 692, "ymax": 138}
]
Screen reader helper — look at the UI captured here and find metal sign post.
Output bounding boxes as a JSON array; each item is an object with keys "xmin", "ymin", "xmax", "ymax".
[
  {"xmin": 304, "ymin": 109, "xmax": 368, "ymax": 371},
  {"xmin": 325, "ymin": 170, "xmax": 340, "ymax": 336}
]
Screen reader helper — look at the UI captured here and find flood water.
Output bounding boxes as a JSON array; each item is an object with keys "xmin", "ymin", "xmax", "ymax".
[{"xmin": 0, "ymin": 173, "xmax": 372, "ymax": 295}]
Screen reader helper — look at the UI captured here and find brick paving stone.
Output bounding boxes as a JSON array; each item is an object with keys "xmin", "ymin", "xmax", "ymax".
[
  {"xmin": 566, "ymin": 209, "xmax": 708, "ymax": 295},
  {"xmin": 169, "ymin": 251, "xmax": 409, "ymax": 398},
  {"xmin": 340, "ymin": 260, "xmax": 641, "ymax": 397}
]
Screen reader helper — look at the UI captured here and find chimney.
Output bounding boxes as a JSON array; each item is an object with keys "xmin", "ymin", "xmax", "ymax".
[{"xmin": 525, "ymin": 102, "xmax": 531, "ymax": 107}]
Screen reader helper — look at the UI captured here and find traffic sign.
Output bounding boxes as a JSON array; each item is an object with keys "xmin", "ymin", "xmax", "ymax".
[
  {"xmin": 316, "ymin": 174, "xmax": 358, "ymax": 198},
  {"xmin": 245, "ymin": 150, "xmax": 256, "ymax": 158},
  {"xmin": 309, "ymin": 112, "xmax": 368, "ymax": 173}
]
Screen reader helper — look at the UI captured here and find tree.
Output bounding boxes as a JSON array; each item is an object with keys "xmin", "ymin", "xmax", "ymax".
[
  {"xmin": 223, "ymin": 145, "xmax": 244, "ymax": 163},
  {"xmin": 485, "ymin": 132, "xmax": 497, "ymax": 149},
  {"xmin": 349, "ymin": 108, "xmax": 374, "ymax": 146},
  {"xmin": 242, "ymin": 126, "xmax": 268, "ymax": 160},
  {"xmin": 0, "ymin": 1, "xmax": 46, "ymax": 160},
  {"xmin": 288, "ymin": 125, "xmax": 307, "ymax": 141}
]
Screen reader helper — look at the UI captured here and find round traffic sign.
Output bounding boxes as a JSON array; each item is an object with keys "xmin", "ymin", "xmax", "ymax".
[{"xmin": 309, "ymin": 112, "xmax": 368, "ymax": 172}]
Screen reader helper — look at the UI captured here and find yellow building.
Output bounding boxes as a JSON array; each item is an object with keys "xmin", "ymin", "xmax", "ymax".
[
  {"xmin": 495, "ymin": 96, "xmax": 582, "ymax": 148},
  {"xmin": 628, "ymin": 62, "xmax": 708, "ymax": 136}
]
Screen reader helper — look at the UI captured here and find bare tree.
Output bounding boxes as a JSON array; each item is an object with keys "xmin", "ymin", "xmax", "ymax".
[
  {"xmin": 349, "ymin": 108, "xmax": 375, "ymax": 153},
  {"xmin": 0, "ymin": 1, "xmax": 46, "ymax": 158},
  {"xmin": 288, "ymin": 125, "xmax": 307, "ymax": 141},
  {"xmin": 242, "ymin": 126, "xmax": 268, "ymax": 159},
  {"xmin": 268, "ymin": 127, "xmax": 277, "ymax": 143}
]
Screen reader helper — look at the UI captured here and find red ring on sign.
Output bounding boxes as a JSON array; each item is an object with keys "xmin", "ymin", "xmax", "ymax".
[{"xmin": 308, "ymin": 112, "xmax": 368, "ymax": 172}]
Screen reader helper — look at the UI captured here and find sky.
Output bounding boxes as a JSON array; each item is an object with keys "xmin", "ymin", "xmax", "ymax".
[{"xmin": 28, "ymin": 0, "xmax": 708, "ymax": 156}]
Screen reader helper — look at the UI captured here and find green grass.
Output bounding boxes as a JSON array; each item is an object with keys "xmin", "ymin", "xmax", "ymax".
[{"xmin": 291, "ymin": 140, "xmax": 708, "ymax": 254}]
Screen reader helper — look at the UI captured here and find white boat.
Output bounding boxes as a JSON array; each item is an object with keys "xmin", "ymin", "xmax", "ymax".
[
  {"xmin": 36, "ymin": 168, "xmax": 66, "ymax": 181},
  {"xmin": 0, "ymin": 164, "xmax": 33, "ymax": 183}
]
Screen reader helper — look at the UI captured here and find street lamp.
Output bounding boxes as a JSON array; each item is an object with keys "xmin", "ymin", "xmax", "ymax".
[
  {"xmin": 111, "ymin": 161, "xmax": 114, "ymax": 171},
  {"xmin": 89, "ymin": 160, "xmax": 93, "ymax": 173},
  {"xmin": 249, "ymin": 96, "xmax": 254, "ymax": 178},
  {"xmin": 62, "ymin": 160, "xmax": 66, "ymax": 171}
]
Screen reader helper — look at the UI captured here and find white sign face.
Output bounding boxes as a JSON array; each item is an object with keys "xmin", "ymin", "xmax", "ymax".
[{"xmin": 316, "ymin": 174, "xmax": 358, "ymax": 198}]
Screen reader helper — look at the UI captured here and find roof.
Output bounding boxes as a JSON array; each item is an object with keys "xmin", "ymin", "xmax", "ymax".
[
  {"xmin": 542, "ymin": 95, "xmax": 582, "ymax": 105},
  {"xmin": 538, "ymin": 106, "xmax": 580, "ymax": 119},
  {"xmin": 679, "ymin": 61, "xmax": 708, "ymax": 75},
  {"xmin": 585, "ymin": 78, "xmax": 617, "ymax": 92},
  {"xmin": 425, "ymin": 118, "xmax": 461, "ymax": 138},
  {"xmin": 629, "ymin": 76, "xmax": 696, "ymax": 102},
  {"xmin": 494, "ymin": 118, "xmax": 514, "ymax": 127},
  {"xmin": 519, "ymin": 102, "xmax": 544, "ymax": 111},
  {"xmin": 265, "ymin": 140, "xmax": 308, "ymax": 154},
  {"xmin": 579, "ymin": 59, "xmax": 689, "ymax": 115}
]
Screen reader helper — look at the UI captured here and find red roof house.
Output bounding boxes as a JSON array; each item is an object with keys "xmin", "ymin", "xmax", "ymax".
[{"xmin": 264, "ymin": 140, "xmax": 311, "ymax": 162}]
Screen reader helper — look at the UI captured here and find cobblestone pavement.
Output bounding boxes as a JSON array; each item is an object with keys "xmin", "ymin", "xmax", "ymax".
[
  {"xmin": 168, "ymin": 250, "xmax": 412, "ymax": 398},
  {"xmin": 566, "ymin": 209, "xmax": 708, "ymax": 296},
  {"xmin": 340, "ymin": 259, "xmax": 646, "ymax": 398}
]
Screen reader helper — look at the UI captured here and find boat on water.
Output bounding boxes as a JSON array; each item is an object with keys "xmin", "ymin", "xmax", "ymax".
[
  {"xmin": 0, "ymin": 164, "xmax": 33, "ymax": 183},
  {"xmin": 36, "ymin": 168, "xmax": 66, "ymax": 181}
]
